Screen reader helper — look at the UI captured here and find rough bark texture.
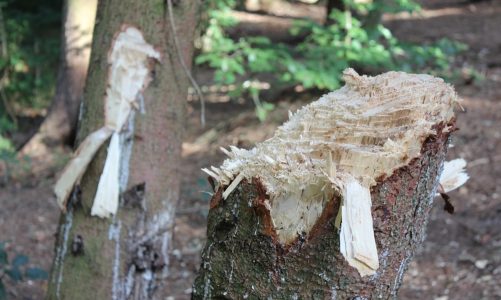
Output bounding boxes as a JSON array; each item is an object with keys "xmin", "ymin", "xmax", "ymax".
[
  {"xmin": 46, "ymin": 0, "xmax": 199, "ymax": 299},
  {"xmin": 21, "ymin": 0, "xmax": 97, "ymax": 154},
  {"xmin": 193, "ymin": 122, "xmax": 453, "ymax": 299}
]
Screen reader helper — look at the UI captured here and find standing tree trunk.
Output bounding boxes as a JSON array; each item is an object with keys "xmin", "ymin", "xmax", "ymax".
[
  {"xmin": 47, "ymin": 0, "xmax": 199, "ymax": 299},
  {"xmin": 193, "ymin": 69, "xmax": 463, "ymax": 298},
  {"xmin": 21, "ymin": 0, "xmax": 97, "ymax": 155}
]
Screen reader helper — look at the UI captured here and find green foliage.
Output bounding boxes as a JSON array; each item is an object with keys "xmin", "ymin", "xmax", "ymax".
[
  {"xmin": 24, "ymin": 267, "xmax": 48, "ymax": 280},
  {"xmin": 289, "ymin": 11, "xmax": 465, "ymax": 87},
  {"xmin": 0, "ymin": 0, "xmax": 62, "ymax": 133},
  {"xmin": 0, "ymin": 134, "xmax": 12, "ymax": 152},
  {"xmin": 0, "ymin": 131, "xmax": 16, "ymax": 176},
  {"xmin": 0, "ymin": 242, "xmax": 48, "ymax": 299},
  {"xmin": 0, "ymin": 244, "xmax": 6, "ymax": 265},
  {"xmin": 347, "ymin": 0, "xmax": 420, "ymax": 14},
  {"xmin": 196, "ymin": 0, "xmax": 466, "ymax": 120}
]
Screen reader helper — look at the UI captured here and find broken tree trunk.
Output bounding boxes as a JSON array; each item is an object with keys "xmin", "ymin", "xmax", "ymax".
[
  {"xmin": 193, "ymin": 69, "xmax": 463, "ymax": 299},
  {"xmin": 46, "ymin": 0, "xmax": 199, "ymax": 299}
]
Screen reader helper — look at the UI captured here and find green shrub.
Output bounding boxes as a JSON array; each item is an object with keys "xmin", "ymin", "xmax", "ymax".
[{"xmin": 196, "ymin": 0, "xmax": 466, "ymax": 120}]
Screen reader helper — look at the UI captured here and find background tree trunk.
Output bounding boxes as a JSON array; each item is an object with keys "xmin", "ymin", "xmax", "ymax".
[
  {"xmin": 193, "ymin": 122, "xmax": 453, "ymax": 299},
  {"xmin": 46, "ymin": 0, "xmax": 199, "ymax": 299},
  {"xmin": 21, "ymin": 0, "xmax": 97, "ymax": 155}
]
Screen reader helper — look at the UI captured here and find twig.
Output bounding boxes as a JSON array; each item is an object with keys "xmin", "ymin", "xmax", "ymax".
[{"xmin": 166, "ymin": 0, "xmax": 206, "ymax": 127}]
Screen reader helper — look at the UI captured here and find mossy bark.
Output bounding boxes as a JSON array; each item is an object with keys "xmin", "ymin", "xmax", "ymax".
[
  {"xmin": 46, "ymin": 0, "xmax": 199, "ymax": 299},
  {"xmin": 193, "ymin": 123, "xmax": 453, "ymax": 299}
]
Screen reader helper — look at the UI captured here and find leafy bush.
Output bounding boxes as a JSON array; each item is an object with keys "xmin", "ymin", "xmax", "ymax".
[
  {"xmin": 196, "ymin": 0, "xmax": 466, "ymax": 120},
  {"xmin": 0, "ymin": 242, "xmax": 48, "ymax": 299}
]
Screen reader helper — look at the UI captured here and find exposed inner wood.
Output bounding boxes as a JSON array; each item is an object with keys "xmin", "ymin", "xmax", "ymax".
[
  {"xmin": 54, "ymin": 26, "xmax": 161, "ymax": 217},
  {"xmin": 439, "ymin": 158, "xmax": 469, "ymax": 193},
  {"xmin": 54, "ymin": 126, "xmax": 112, "ymax": 210},
  {"xmin": 103, "ymin": 26, "xmax": 161, "ymax": 132},
  {"xmin": 91, "ymin": 26, "xmax": 160, "ymax": 218},
  {"xmin": 204, "ymin": 68, "xmax": 459, "ymax": 275},
  {"xmin": 194, "ymin": 120, "xmax": 453, "ymax": 298}
]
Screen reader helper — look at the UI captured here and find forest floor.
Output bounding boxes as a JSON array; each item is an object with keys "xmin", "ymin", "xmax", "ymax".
[{"xmin": 1, "ymin": 0, "xmax": 500, "ymax": 299}]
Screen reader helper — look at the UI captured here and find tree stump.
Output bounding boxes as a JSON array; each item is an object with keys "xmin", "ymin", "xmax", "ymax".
[{"xmin": 193, "ymin": 69, "xmax": 461, "ymax": 299}]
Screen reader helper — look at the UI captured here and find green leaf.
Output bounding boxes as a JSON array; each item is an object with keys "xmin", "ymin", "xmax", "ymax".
[
  {"xmin": 378, "ymin": 25, "xmax": 393, "ymax": 40},
  {"xmin": 255, "ymin": 106, "xmax": 267, "ymax": 122},
  {"xmin": 261, "ymin": 102, "xmax": 275, "ymax": 111},
  {"xmin": 0, "ymin": 281, "xmax": 6, "ymax": 300},
  {"xmin": 12, "ymin": 254, "xmax": 29, "ymax": 268},
  {"xmin": 25, "ymin": 267, "xmax": 49, "ymax": 280},
  {"xmin": 6, "ymin": 267, "xmax": 22, "ymax": 281},
  {"xmin": 255, "ymin": 101, "xmax": 275, "ymax": 122},
  {"xmin": 0, "ymin": 243, "xmax": 7, "ymax": 266}
]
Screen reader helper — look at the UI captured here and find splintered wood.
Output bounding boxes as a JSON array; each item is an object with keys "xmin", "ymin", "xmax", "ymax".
[
  {"xmin": 439, "ymin": 158, "xmax": 469, "ymax": 193},
  {"xmin": 54, "ymin": 26, "xmax": 160, "ymax": 217},
  {"xmin": 204, "ymin": 68, "xmax": 465, "ymax": 276}
]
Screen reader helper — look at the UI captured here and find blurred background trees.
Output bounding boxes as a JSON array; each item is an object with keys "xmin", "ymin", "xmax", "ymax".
[
  {"xmin": 196, "ymin": 0, "xmax": 465, "ymax": 120},
  {"xmin": 20, "ymin": 0, "xmax": 97, "ymax": 157},
  {"xmin": 0, "ymin": 0, "xmax": 467, "ymax": 159},
  {"xmin": 0, "ymin": 0, "xmax": 62, "ymax": 154}
]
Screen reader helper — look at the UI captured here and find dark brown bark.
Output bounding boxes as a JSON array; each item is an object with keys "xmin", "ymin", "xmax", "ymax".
[
  {"xmin": 193, "ymin": 122, "xmax": 453, "ymax": 299},
  {"xmin": 46, "ymin": 0, "xmax": 199, "ymax": 299},
  {"xmin": 21, "ymin": 0, "xmax": 97, "ymax": 154}
]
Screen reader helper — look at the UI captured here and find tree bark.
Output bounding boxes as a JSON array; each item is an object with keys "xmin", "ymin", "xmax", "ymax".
[
  {"xmin": 46, "ymin": 0, "xmax": 199, "ymax": 299},
  {"xmin": 193, "ymin": 126, "xmax": 451, "ymax": 298},
  {"xmin": 21, "ymin": 0, "xmax": 97, "ymax": 155},
  {"xmin": 193, "ymin": 70, "xmax": 459, "ymax": 299}
]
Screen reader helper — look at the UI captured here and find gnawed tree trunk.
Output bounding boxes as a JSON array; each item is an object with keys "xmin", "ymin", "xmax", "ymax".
[
  {"xmin": 21, "ymin": 0, "xmax": 97, "ymax": 155},
  {"xmin": 193, "ymin": 69, "xmax": 463, "ymax": 298},
  {"xmin": 47, "ymin": 0, "xmax": 199, "ymax": 299}
]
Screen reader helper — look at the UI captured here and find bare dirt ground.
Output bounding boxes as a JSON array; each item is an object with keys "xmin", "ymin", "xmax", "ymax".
[{"xmin": 1, "ymin": 0, "xmax": 500, "ymax": 299}]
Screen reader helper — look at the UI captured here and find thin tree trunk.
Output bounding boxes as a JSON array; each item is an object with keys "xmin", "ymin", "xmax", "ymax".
[
  {"xmin": 21, "ymin": 0, "xmax": 97, "ymax": 155},
  {"xmin": 193, "ymin": 70, "xmax": 461, "ymax": 298},
  {"xmin": 46, "ymin": 0, "xmax": 199, "ymax": 299}
]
